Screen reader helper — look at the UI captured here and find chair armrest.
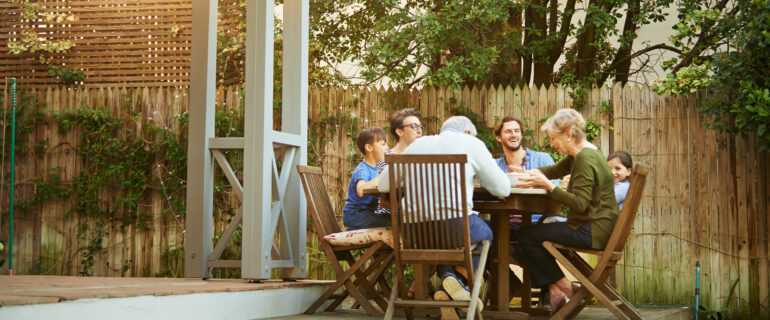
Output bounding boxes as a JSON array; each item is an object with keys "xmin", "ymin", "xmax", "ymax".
[{"xmin": 543, "ymin": 241, "xmax": 623, "ymax": 261}]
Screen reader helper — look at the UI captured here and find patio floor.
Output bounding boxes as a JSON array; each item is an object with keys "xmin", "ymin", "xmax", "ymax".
[
  {"xmin": 267, "ymin": 299, "xmax": 694, "ymax": 320},
  {"xmin": 0, "ymin": 275, "xmax": 331, "ymax": 319},
  {"xmin": 0, "ymin": 275, "xmax": 693, "ymax": 319}
]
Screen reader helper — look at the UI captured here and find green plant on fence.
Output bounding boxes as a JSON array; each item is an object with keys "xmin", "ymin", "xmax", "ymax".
[
  {"xmin": 210, "ymin": 229, "xmax": 243, "ymax": 279},
  {"xmin": 0, "ymin": 90, "xmax": 45, "ymax": 158},
  {"xmin": 1, "ymin": 91, "xmax": 192, "ymax": 275},
  {"xmin": 446, "ymin": 99, "xmax": 499, "ymax": 153},
  {"xmin": 48, "ymin": 65, "xmax": 85, "ymax": 85},
  {"xmin": 156, "ymin": 245, "xmax": 184, "ymax": 278},
  {"xmin": 77, "ymin": 221, "xmax": 107, "ymax": 276},
  {"xmin": 7, "ymin": 0, "xmax": 83, "ymax": 84},
  {"xmin": 14, "ymin": 167, "xmax": 69, "ymax": 215},
  {"xmin": 308, "ymin": 107, "xmax": 360, "ymax": 170}
]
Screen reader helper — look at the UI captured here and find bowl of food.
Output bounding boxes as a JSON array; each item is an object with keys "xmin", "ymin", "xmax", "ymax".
[{"xmin": 507, "ymin": 172, "xmax": 528, "ymax": 188}]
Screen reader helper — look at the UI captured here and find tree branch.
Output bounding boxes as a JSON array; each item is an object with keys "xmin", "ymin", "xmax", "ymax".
[
  {"xmin": 671, "ymin": 0, "xmax": 735, "ymax": 73},
  {"xmin": 547, "ymin": 0, "xmax": 576, "ymax": 64},
  {"xmin": 599, "ymin": 43, "xmax": 682, "ymax": 84}
]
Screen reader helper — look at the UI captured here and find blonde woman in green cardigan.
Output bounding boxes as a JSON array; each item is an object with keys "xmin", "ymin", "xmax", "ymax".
[{"xmin": 515, "ymin": 108, "xmax": 619, "ymax": 312}]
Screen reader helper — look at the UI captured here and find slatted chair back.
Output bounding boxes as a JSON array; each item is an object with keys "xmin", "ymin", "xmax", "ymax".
[
  {"xmin": 603, "ymin": 165, "xmax": 649, "ymax": 254},
  {"xmin": 384, "ymin": 154, "xmax": 490, "ymax": 320},
  {"xmin": 387, "ymin": 153, "xmax": 472, "ymax": 264},
  {"xmin": 297, "ymin": 165, "xmax": 342, "ymax": 238},
  {"xmin": 297, "ymin": 164, "xmax": 394, "ymax": 316}
]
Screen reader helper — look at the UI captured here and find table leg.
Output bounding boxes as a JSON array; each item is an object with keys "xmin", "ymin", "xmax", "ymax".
[
  {"xmin": 521, "ymin": 215, "xmax": 531, "ymax": 309},
  {"xmin": 493, "ymin": 212, "xmax": 509, "ymax": 312}
]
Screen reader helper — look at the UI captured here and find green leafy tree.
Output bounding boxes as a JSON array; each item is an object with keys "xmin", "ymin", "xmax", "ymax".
[
  {"xmin": 310, "ymin": 0, "xmax": 679, "ymax": 90},
  {"xmin": 657, "ymin": 0, "xmax": 769, "ymax": 151},
  {"xmin": 217, "ymin": 0, "xmax": 349, "ymax": 87}
]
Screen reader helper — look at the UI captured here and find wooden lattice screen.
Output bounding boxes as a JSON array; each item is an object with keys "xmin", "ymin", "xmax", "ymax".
[{"xmin": 0, "ymin": 0, "xmax": 201, "ymax": 87}]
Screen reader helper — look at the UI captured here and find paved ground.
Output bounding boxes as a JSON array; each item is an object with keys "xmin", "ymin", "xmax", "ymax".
[{"xmin": 267, "ymin": 299, "xmax": 694, "ymax": 320}]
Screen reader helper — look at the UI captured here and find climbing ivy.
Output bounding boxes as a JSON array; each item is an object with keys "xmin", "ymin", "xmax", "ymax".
[{"xmin": 307, "ymin": 108, "xmax": 360, "ymax": 170}]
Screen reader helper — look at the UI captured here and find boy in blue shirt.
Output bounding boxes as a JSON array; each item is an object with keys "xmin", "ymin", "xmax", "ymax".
[{"xmin": 343, "ymin": 128, "xmax": 391, "ymax": 230}]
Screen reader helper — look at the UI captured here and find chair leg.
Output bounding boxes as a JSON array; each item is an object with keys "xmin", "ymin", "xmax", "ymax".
[
  {"xmin": 305, "ymin": 263, "xmax": 349, "ymax": 314},
  {"xmin": 561, "ymin": 256, "xmax": 642, "ymax": 320},
  {"xmin": 325, "ymin": 293, "xmax": 347, "ymax": 312},
  {"xmin": 352, "ymin": 265, "xmax": 389, "ymax": 311},
  {"xmin": 349, "ymin": 251, "xmax": 392, "ymax": 311},
  {"xmin": 594, "ymin": 281, "xmax": 644, "ymax": 320},
  {"xmin": 550, "ymin": 287, "xmax": 589, "ymax": 320},
  {"xmin": 544, "ymin": 245, "xmax": 628, "ymax": 320},
  {"xmin": 320, "ymin": 245, "xmax": 384, "ymax": 316},
  {"xmin": 466, "ymin": 240, "xmax": 490, "ymax": 320},
  {"xmin": 384, "ymin": 277, "xmax": 399, "ymax": 320},
  {"xmin": 349, "ymin": 250, "xmax": 393, "ymax": 311}
]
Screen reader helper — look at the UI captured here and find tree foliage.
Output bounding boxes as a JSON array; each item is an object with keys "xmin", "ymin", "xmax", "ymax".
[
  {"xmin": 657, "ymin": 0, "xmax": 769, "ymax": 151},
  {"xmin": 310, "ymin": 0, "xmax": 679, "ymax": 89},
  {"xmin": 217, "ymin": 0, "xmax": 349, "ymax": 87}
]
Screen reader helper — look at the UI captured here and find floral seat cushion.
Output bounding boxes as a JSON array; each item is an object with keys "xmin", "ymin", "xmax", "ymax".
[{"xmin": 323, "ymin": 227, "xmax": 393, "ymax": 248}]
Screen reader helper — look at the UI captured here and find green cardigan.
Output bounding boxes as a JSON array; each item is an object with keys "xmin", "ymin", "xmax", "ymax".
[{"xmin": 539, "ymin": 148, "xmax": 619, "ymax": 249}]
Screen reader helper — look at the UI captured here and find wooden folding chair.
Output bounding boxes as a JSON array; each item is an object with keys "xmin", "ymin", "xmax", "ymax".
[
  {"xmin": 383, "ymin": 154, "xmax": 490, "ymax": 320},
  {"xmin": 297, "ymin": 165, "xmax": 394, "ymax": 316},
  {"xmin": 543, "ymin": 165, "xmax": 649, "ymax": 320}
]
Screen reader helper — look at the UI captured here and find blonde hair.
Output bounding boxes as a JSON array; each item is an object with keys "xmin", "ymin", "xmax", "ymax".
[{"xmin": 540, "ymin": 109, "xmax": 586, "ymax": 142}]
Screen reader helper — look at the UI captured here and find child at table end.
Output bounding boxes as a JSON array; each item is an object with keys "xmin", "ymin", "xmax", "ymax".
[
  {"xmin": 608, "ymin": 151, "xmax": 633, "ymax": 210},
  {"xmin": 342, "ymin": 128, "xmax": 392, "ymax": 230}
]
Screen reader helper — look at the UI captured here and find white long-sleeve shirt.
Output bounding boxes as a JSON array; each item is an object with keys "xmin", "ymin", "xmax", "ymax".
[{"xmin": 377, "ymin": 129, "xmax": 511, "ymax": 220}]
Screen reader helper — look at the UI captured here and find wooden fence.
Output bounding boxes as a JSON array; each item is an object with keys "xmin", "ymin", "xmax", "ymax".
[
  {"xmin": 0, "ymin": 0, "xmax": 245, "ymax": 86},
  {"xmin": 0, "ymin": 84, "xmax": 767, "ymax": 314},
  {"xmin": 0, "ymin": 0, "xmax": 193, "ymax": 86}
]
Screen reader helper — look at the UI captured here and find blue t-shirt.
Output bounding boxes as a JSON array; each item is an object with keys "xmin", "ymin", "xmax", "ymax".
[
  {"xmin": 343, "ymin": 161, "xmax": 380, "ymax": 215},
  {"xmin": 614, "ymin": 180, "xmax": 630, "ymax": 210}
]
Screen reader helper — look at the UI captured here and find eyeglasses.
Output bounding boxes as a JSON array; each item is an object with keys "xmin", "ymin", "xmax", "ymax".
[{"xmin": 401, "ymin": 123, "xmax": 425, "ymax": 130}]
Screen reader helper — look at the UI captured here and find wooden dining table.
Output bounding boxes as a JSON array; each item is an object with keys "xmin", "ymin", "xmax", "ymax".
[
  {"xmin": 363, "ymin": 185, "xmax": 561, "ymax": 319},
  {"xmin": 472, "ymin": 186, "xmax": 561, "ymax": 319}
]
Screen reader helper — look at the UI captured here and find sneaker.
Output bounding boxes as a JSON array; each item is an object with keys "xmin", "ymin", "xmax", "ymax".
[
  {"xmin": 442, "ymin": 273, "xmax": 483, "ymax": 312},
  {"xmin": 433, "ymin": 290, "xmax": 459, "ymax": 320}
]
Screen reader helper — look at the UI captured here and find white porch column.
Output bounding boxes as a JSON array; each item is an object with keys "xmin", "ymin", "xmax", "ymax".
[
  {"xmin": 279, "ymin": 0, "xmax": 309, "ymax": 278},
  {"xmin": 242, "ymin": 0, "xmax": 275, "ymax": 279},
  {"xmin": 185, "ymin": 0, "xmax": 217, "ymax": 278}
]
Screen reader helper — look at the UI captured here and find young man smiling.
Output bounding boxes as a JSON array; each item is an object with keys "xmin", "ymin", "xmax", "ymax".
[{"xmin": 493, "ymin": 116, "xmax": 555, "ymax": 174}]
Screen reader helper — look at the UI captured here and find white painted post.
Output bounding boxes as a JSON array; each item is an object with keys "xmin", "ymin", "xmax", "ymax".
[
  {"xmin": 242, "ymin": 0, "xmax": 275, "ymax": 279},
  {"xmin": 185, "ymin": 0, "xmax": 218, "ymax": 278},
  {"xmin": 279, "ymin": 0, "xmax": 308, "ymax": 278}
]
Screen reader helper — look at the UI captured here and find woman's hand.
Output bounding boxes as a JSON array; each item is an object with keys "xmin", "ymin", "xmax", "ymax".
[
  {"xmin": 524, "ymin": 168, "xmax": 543, "ymax": 176},
  {"xmin": 517, "ymin": 170, "xmax": 556, "ymax": 192}
]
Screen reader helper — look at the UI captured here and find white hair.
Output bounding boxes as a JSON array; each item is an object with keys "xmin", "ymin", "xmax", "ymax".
[
  {"xmin": 441, "ymin": 116, "xmax": 477, "ymax": 136},
  {"xmin": 541, "ymin": 108, "xmax": 586, "ymax": 142}
]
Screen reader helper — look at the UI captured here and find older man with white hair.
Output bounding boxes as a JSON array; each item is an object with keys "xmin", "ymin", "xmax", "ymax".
[{"xmin": 377, "ymin": 116, "xmax": 510, "ymax": 318}]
